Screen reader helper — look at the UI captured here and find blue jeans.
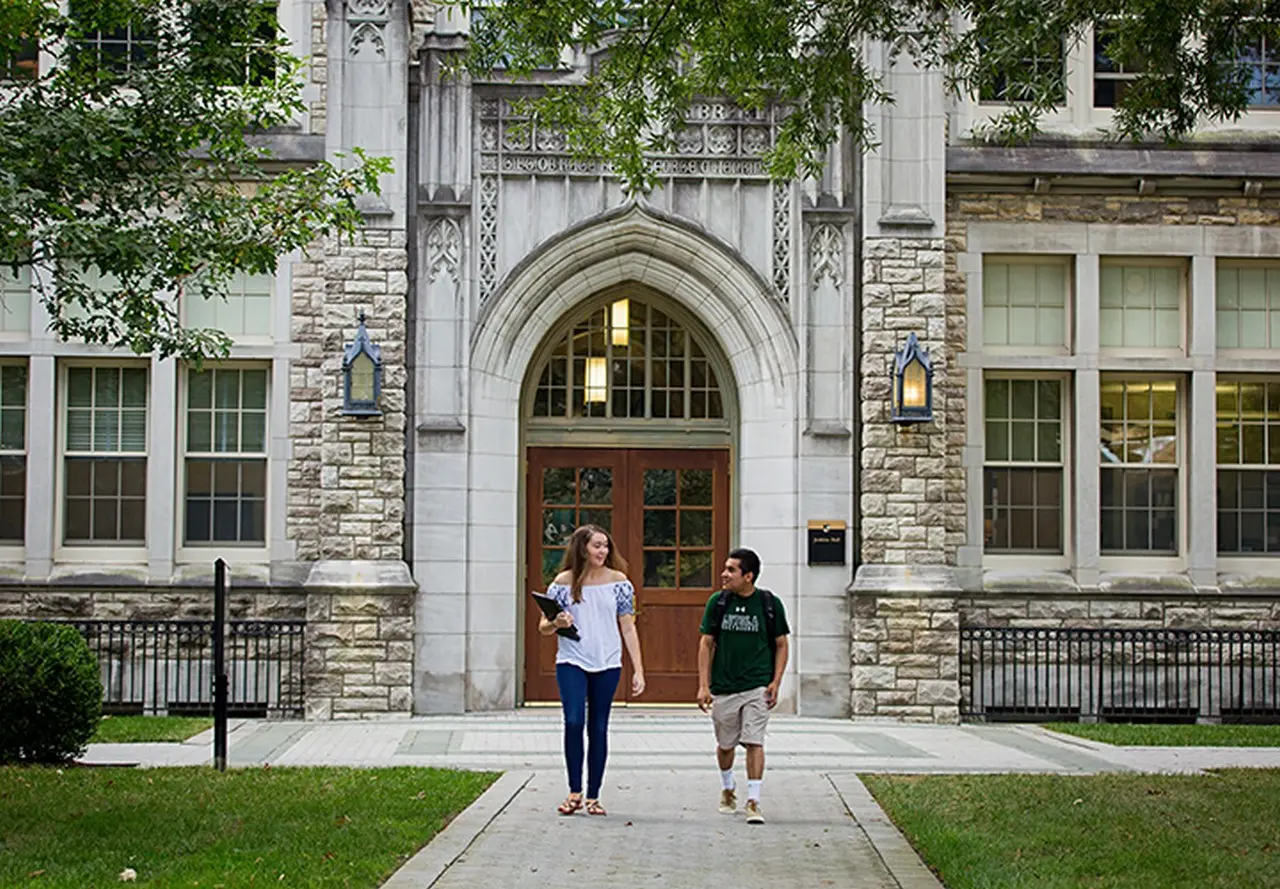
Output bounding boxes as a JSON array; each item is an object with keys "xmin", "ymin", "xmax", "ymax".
[{"xmin": 555, "ymin": 663, "xmax": 620, "ymax": 798}]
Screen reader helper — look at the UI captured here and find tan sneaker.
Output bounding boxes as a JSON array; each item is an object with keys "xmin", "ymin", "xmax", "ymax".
[
  {"xmin": 744, "ymin": 799, "xmax": 764, "ymax": 824},
  {"xmin": 719, "ymin": 787, "xmax": 737, "ymax": 814}
]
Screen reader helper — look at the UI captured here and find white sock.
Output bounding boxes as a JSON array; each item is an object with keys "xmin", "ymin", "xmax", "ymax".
[
  {"xmin": 720, "ymin": 768, "xmax": 735, "ymax": 790},
  {"xmin": 747, "ymin": 779, "xmax": 762, "ymax": 802}
]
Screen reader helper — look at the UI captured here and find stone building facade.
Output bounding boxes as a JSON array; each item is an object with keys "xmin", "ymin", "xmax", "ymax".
[{"xmin": 3, "ymin": 3, "xmax": 1280, "ymax": 721}]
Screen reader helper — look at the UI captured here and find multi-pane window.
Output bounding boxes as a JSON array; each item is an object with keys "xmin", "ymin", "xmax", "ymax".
[
  {"xmin": 531, "ymin": 297, "xmax": 725, "ymax": 421},
  {"xmin": 1240, "ymin": 37, "xmax": 1280, "ymax": 108},
  {"xmin": 0, "ymin": 265, "xmax": 31, "ymax": 334},
  {"xmin": 1217, "ymin": 263, "xmax": 1280, "ymax": 349},
  {"xmin": 1099, "ymin": 261, "xmax": 1182, "ymax": 349},
  {"xmin": 978, "ymin": 33, "xmax": 1067, "ymax": 104},
  {"xmin": 185, "ymin": 272, "xmax": 273, "ymax": 339},
  {"xmin": 1094, "ymin": 24, "xmax": 1144, "ymax": 108},
  {"xmin": 983, "ymin": 378, "xmax": 1065, "ymax": 553},
  {"xmin": 185, "ymin": 367, "xmax": 267, "ymax": 544},
  {"xmin": 982, "ymin": 258, "xmax": 1068, "ymax": 348},
  {"xmin": 63, "ymin": 366, "xmax": 147, "ymax": 544},
  {"xmin": 1216, "ymin": 379, "xmax": 1280, "ymax": 554},
  {"xmin": 70, "ymin": 0, "xmax": 156, "ymax": 76},
  {"xmin": 0, "ymin": 365, "xmax": 27, "ymax": 543},
  {"xmin": 1, "ymin": 37, "xmax": 37, "ymax": 81},
  {"xmin": 190, "ymin": 1, "xmax": 278, "ymax": 86},
  {"xmin": 1100, "ymin": 378, "xmax": 1179, "ymax": 554}
]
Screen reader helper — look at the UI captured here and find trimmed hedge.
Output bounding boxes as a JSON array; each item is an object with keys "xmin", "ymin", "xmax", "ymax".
[{"xmin": 0, "ymin": 621, "xmax": 103, "ymax": 764}]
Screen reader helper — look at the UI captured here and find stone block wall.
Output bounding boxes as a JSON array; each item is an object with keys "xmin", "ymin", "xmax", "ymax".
[
  {"xmin": 0, "ymin": 573, "xmax": 304, "ymax": 621},
  {"xmin": 860, "ymin": 237, "xmax": 966, "ymax": 565},
  {"xmin": 309, "ymin": 1, "xmax": 328, "ymax": 133},
  {"xmin": 288, "ymin": 230, "xmax": 409, "ymax": 561},
  {"xmin": 949, "ymin": 193, "xmax": 1280, "ymax": 228},
  {"xmin": 961, "ymin": 590, "xmax": 1280, "ymax": 631},
  {"xmin": 303, "ymin": 561, "xmax": 416, "ymax": 720},
  {"xmin": 850, "ymin": 566, "xmax": 960, "ymax": 723}
]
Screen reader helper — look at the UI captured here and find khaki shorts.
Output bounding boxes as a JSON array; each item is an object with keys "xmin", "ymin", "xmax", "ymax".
[{"xmin": 711, "ymin": 686, "xmax": 770, "ymax": 749}]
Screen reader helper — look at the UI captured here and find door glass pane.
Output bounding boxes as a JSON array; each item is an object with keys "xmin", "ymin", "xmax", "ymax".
[
  {"xmin": 542, "ymin": 508, "xmax": 575, "ymax": 546},
  {"xmin": 644, "ymin": 509, "xmax": 676, "ymax": 546},
  {"xmin": 543, "ymin": 468, "xmax": 575, "ymax": 504},
  {"xmin": 579, "ymin": 468, "xmax": 612, "ymax": 504},
  {"xmin": 680, "ymin": 469, "xmax": 713, "ymax": 506},
  {"xmin": 679, "ymin": 551, "xmax": 712, "ymax": 587},
  {"xmin": 579, "ymin": 508, "xmax": 611, "ymax": 531},
  {"xmin": 644, "ymin": 469, "xmax": 676, "ymax": 505},
  {"xmin": 679, "ymin": 510, "xmax": 713, "ymax": 547},
  {"xmin": 542, "ymin": 549, "xmax": 564, "ymax": 584},
  {"xmin": 644, "ymin": 550, "xmax": 677, "ymax": 588}
]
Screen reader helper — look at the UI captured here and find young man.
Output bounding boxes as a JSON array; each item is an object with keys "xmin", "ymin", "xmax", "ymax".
[{"xmin": 696, "ymin": 547, "xmax": 790, "ymax": 825}]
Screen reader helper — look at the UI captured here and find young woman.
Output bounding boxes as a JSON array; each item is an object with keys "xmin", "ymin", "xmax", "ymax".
[{"xmin": 540, "ymin": 524, "xmax": 645, "ymax": 816}]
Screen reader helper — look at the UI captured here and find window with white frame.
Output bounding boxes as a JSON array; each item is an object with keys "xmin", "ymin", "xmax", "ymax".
[
  {"xmin": 977, "ymin": 32, "xmax": 1067, "ymax": 104},
  {"xmin": 0, "ymin": 265, "xmax": 31, "ymax": 334},
  {"xmin": 184, "ymin": 272, "xmax": 273, "ymax": 340},
  {"xmin": 1100, "ymin": 378, "xmax": 1179, "ymax": 554},
  {"xmin": 69, "ymin": 0, "xmax": 157, "ymax": 76},
  {"xmin": 983, "ymin": 377, "xmax": 1065, "ymax": 553},
  {"xmin": 1216, "ymin": 378, "xmax": 1280, "ymax": 554},
  {"xmin": 190, "ymin": 1, "xmax": 279, "ymax": 87},
  {"xmin": 0, "ymin": 364, "xmax": 26, "ymax": 543},
  {"xmin": 1240, "ymin": 36, "xmax": 1280, "ymax": 108},
  {"xmin": 63, "ymin": 365, "xmax": 148, "ymax": 544},
  {"xmin": 1093, "ymin": 23, "xmax": 1144, "ymax": 108},
  {"xmin": 1099, "ymin": 260, "xmax": 1183, "ymax": 350},
  {"xmin": 184, "ymin": 366, "xmax": 267, "ymax": 545},
  {"xmin": 1217, "ymin": 262, "xmax": 1280, "ymax": 350},
  {"xmin": 982, "ymin": 257, "xmax": 1069, "ymax": 348}
]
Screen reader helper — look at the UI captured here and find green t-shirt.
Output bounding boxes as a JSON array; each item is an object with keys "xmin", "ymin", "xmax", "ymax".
[{"xmin": 698, "ymin": 589, "xmax": 790, "ymax": 696}]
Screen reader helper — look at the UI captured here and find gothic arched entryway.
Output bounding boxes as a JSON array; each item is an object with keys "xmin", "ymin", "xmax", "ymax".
[{"xmin": 522, "ymin": 286, "xmax": 736, "ymax": 704}]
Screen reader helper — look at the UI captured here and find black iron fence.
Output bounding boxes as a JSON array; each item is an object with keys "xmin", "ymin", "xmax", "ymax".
[
  {"xmin": 961, "ymin": 627, "xmax": 1280, "ymax": 724},
  {"xmin": 54, "ymin": 619, "xmax": 305, "ymax": 719}
]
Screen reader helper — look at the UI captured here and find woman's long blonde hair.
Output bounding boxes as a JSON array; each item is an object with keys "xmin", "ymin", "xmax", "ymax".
[{"xmin": 560, "ymin": 524, "xmax": 628, "ymax": 603}]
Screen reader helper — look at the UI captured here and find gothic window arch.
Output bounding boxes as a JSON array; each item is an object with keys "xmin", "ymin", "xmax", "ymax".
[{"xmin": 526, "ymin": 290, "xmax": 731, "ymax": 427}]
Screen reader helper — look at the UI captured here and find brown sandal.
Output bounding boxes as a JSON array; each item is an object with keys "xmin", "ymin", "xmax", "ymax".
[
  {"xmin": 557, "ymin": 795, "xmax": 583, "ymax": 815},
  {"xmin": 584, "ymin": 798, "xmax": 606, "ymax": 816}
]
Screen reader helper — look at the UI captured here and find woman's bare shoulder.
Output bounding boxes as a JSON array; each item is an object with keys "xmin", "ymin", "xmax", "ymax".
[
  {"xmin": 552, "ymin": 570, "xmax": 573, "ymax": 585},
  {"xmin": 608, "ymin": 569, "xmax": 630, "ymax": 583}
]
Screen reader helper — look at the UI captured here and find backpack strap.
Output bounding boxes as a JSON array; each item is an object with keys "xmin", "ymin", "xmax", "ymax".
[{"xmin": 709, "ymin": 590, "xmax": 731, "ymax": 640}]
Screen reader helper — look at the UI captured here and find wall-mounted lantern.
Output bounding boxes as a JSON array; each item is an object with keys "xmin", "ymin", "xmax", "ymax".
[
  {"xmin": 891, "ymin": 332, "xmax": 933, "ymax": 424},
  {"xmin": 342, "ymin": 310, "xmax": 383, "ymax": 416}
]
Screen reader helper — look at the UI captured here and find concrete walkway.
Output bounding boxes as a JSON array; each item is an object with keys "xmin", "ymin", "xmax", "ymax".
[{"xmin": 78, "ymin": 712, "xmax": 1280, "ymax": 889}]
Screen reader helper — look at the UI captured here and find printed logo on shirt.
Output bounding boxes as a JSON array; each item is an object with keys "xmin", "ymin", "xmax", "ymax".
[{"xmin": 721, "ymin": 610, "xmax": 759, "ymax": 633}]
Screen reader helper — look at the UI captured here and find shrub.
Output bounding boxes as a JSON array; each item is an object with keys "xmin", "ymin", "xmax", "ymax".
[{"xmin": 0, "ymin": 621, "xmax": 103, "ymax": 764}]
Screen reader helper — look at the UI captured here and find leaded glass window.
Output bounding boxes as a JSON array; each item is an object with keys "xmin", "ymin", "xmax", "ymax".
[{"xmin": 531, "ymin": 297, "xmax": 725, "ymax": 421}]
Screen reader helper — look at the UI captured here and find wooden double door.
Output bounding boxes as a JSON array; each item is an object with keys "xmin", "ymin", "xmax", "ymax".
[{"xmin": 524, "ymin": 447, "xmax": 731, "ymax": 704}]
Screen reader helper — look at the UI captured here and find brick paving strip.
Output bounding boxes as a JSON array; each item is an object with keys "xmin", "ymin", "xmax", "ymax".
[{"xmin": 383, "ymin": 768, "xmax": 943, "ymax": 889}]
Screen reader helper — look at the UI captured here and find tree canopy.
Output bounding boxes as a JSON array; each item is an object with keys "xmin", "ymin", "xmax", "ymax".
[
  {"xmin": 449, "ymin": 0, "xmax": 1280, "ymax": 192},
  {"xmin": 0, "ymin": 0, "xmax": 390, "ymax": 361}
]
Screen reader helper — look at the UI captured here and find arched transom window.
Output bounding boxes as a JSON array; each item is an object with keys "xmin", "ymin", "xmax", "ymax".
[{"xmin": 530, "ymin": 295, "xmax": 727, "ymax": 422}]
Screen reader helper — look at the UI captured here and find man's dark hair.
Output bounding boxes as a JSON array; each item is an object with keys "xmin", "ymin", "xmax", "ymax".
[{"xmin": 728, "ymin": 547, "xmax": 761, "ymax": 583}]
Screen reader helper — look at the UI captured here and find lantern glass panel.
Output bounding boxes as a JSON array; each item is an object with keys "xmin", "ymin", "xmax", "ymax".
[
  {"xmin": 349, "ymin": 353, "xmax": 376, "ymax": 403},
  {"xmin": 901, "ymin": 360, "xmax": 928, "ymax": 410}
]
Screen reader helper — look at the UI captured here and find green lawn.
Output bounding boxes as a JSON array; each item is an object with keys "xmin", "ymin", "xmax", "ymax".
[
  {"xmin": 1044, "ymin": 722, "xmax": 1280, "ymax": 747},
  {"xmin": 0, "ymin": 766, "xmax": 498, "ymax": 888},
  {"xmin": 864, "ymin": 770, "xmax": 1280, "ymax": 889},
  {"xmin": 91, "ymin": 716, "xmax": 214, "ymax": 744}
]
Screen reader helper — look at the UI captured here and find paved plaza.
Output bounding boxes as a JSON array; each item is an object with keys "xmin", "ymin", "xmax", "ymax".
[{"xmin": 79, "ymin": 712, "xmax": 1280, "ymax": 888}]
